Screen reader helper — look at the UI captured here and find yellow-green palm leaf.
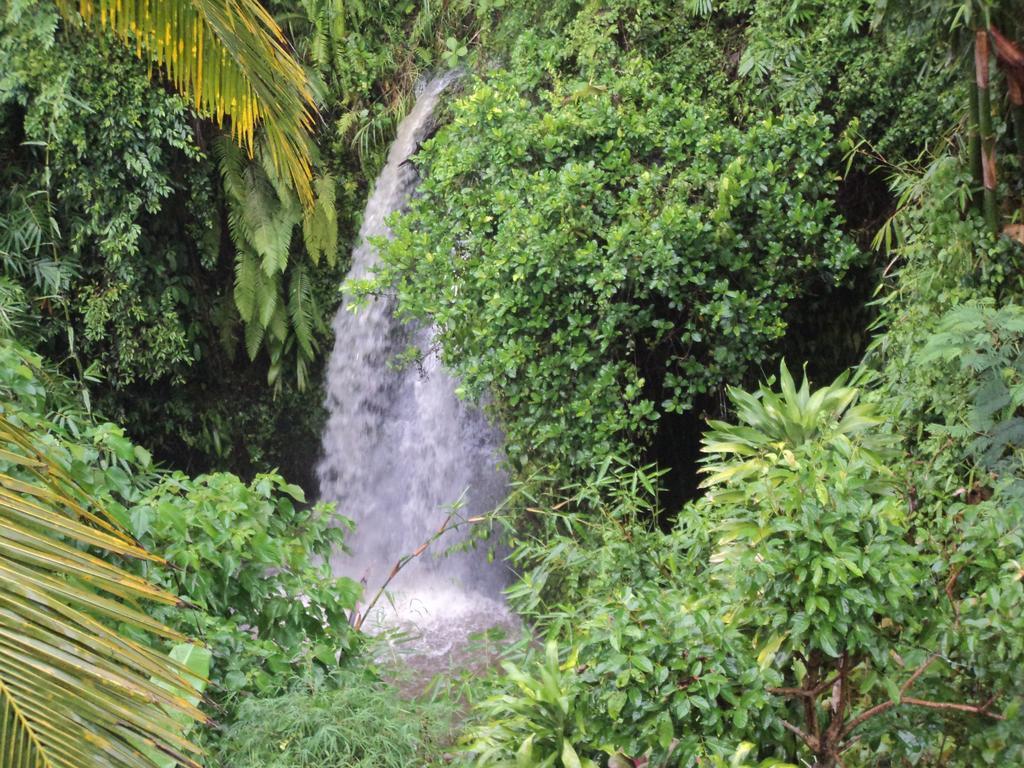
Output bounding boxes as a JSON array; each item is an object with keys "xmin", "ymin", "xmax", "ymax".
[
  {"xmin": 0, "ymin": 414, "xmax": 207, "ymax": 768},
  {"xmin": 56, "ymin": 0, "xmax": 317, "ymax": 205}
]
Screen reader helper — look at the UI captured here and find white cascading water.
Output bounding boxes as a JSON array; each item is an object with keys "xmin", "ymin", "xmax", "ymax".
[{"xmin": 317, "ymin": 74, "xmax": 511, "ymax": 656}]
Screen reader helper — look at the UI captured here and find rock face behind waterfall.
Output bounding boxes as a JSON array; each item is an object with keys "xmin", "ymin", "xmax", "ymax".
[{"xmin": 317, "ymin": 74, "xmax": 510, "ymax": 645}]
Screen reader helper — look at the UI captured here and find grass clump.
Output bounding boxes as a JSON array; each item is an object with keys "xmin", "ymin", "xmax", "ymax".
[{"xmin": 211, "ymin": 672, "xmax": 451, "ymax": 768}]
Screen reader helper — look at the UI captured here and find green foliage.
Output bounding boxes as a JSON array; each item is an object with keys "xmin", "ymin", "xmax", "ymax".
[
  {"xmin": 212, "ymin": 671, "xmax": 452, "ymax": 768},
  {"xmin": 1, "ymin": 336, "xmax": 365, "ymax": 748},
  {"xmin": 0, "ymin": 0, "xmax": 493, "ymax": 478},
  {"xmin": 56, "ymin": 0, "xmax": 321, "ymax": 206},
  {"xmin": 216, "ymin": 137, "xmax": 337, "ymax": 390},
  {"xmin": 0, "ymin": 6, "xmax": 347, "ymax": 477},
  {"xmin": 1, "ymin": 20, "xmax": 213, "ymax": 384},
  {"xmin": 736, "ymin": 0, "xmax": 958, "ymax": 159},
  {"xmin": 470, "ymin": 465, "xmax": 765, "ymax": 765},
  {"xmin": 128, "ymin": 471, "xmax": 362, "ymax": 713},
  {"xmin": 0, "ymin": 338, "xmax": 210, "ymax": 768},
  {"xmin": 0, "ymin": 338, "xmax": 157, "ymax": 509},
  {"xmin": 473, "ymin": 355, "xmax": 1024, "ymax": 766},
  {"xmin": 570, "ymin": 576, "xmax": 768, "ymax": 764},
  {"xmin": 919, "ymin": 302, "xmax": 1024, "ymax": 478},
  {"xmin": 464, "ymin": 640, "xmax": 596, "ymax": 768},
  {"xmin": 370, "ymin": 58, "xmax": 858, "ymax": 472},
  {"xmin": 700, "ymin": 368, "xmax": 922, "ymax": 762}
]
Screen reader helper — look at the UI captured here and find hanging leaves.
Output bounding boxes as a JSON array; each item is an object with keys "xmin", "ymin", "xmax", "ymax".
[
  {"xmin": 215, "ymin": 137, "xmax": 333, "ymax": 389},
  {"xmin": 56, "ymin": 0, "xmax": 318, "ymax": 205}
]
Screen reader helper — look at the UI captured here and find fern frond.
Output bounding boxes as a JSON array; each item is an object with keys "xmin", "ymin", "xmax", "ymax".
[
  {"xmin": 288, "ymin": 262, "xmax": 317, "ymax": 359},
  {"xmin": 233, "ymin": 248, "xmax": 261, "ymax": 322},
  {"xmin": 302, "ymin": 175, "xmax": 338, "ymax": 266},
  {"xmin": 255, "ymin": 270, "xmax": 280, "ymax": 328},
  {"xmin": 244, "ymin": 316, "xmax": 266, "ymax": 360},
  {"xmin": 268, "ymin": 299, "xmax": 289, "ymax": 344}
]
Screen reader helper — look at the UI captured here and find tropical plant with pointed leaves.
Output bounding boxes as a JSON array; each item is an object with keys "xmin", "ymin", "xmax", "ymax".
[
  {"xmin": 700, "ymin": 362, "xmax": 887, "ymax": 489},
  {"xmin": 462, "ymin": 640, "xmax": 597, "ymax": 768},
  {"xmin": 53, "ymin": 0, "xmax": 318, "ymax": 205},
  {"xmin": 0, "ymin": 411, "xmax": 207, "ymax": 768},
  {"xmin": 697, "ymin": 362, "xmax": 1018, "ymax": 766}
]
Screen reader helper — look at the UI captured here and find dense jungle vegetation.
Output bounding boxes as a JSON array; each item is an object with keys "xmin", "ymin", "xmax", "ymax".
[{"xmin": 2, "ymin": 0, "xmax": 1024, "ymax": 766}]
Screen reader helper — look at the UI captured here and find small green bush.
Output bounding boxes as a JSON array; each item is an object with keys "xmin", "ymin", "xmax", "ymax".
[
  {"xmin": 128, "ymin": 472, "xmax": 362, "ymax": 714},
  {"xmin": 212, "ymin": 673, "xmax": 450, "ymax": 768}
]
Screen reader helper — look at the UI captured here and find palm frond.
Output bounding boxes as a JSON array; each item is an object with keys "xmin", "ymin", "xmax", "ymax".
[
  {"xmin": 0, "ymin": 413, "xmax": 206, "ymax": 768},
  {"xmin": 57, "ymin": 0, "xmax": 318, "ymax": 205}
]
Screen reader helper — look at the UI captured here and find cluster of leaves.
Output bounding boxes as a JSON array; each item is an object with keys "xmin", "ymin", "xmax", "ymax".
[
  {"xmin": 0, "ymin": 0, "xmax": 500, "ymax": 482},
  {"xmin": 0, "ymin": 336, "xmax": 366, "ymax": 752},
  {"xmin": 0, "ymin": 7, "xmax": 335, "ymax": 479},
  {"xmin": 367, "ymin": 28, "xmax": 860, "ymax": 472},
  {"xmin": 463, "ymin": 91, "xmax": 1024, "ymax": 761},
  {"xmin": 126, "ymin": 470, "xmax": 362, "ymax": 718},
  {"xmin": 1, "ymin": 10, "xmax": 214, "ymax": 384},
  {"xmin": 464, "ymin": 356, "xmax": 1024, "ymax": 766},
  {"xmin": 217, "ymin": 137, "xmax": 338, "ymax": 392},
  {"xmin": 735, "ymin": 0, "xmax": 958, "ymax": 160},
  {"xmin": 0, "ymin": 337, "xmax": 210, "ymax": 768}
]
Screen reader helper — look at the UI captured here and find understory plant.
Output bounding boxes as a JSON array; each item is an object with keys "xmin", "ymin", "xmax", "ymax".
[
  {"xmin": 467, "ymin": 361, "xmax": 1024, "ymax": 767},
  {"xmin": 0, "ymin": 339, "xmax": 209, "ymax": 767},
  {"xmin": 464, "ymin": 640, "xmax": 596, "ymax": 768},
  {"xmin": 212, "ymin": 671, "xmax": 452, "ymax": 768},
  {"xmin": 1, "ymin": 337, "xmax": 365, "ymax": 742},
  {"xmin": 127, "ymin": 471, "xmax": 362, "ymax": 718}
]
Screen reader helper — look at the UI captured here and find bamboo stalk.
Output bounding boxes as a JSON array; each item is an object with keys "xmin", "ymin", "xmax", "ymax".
[
  {"xmin": 993, "ymin": 25, "xmax": 1024, "ymax": 167},
  {"xmin": 976, "ymin": 28, "xmax": 1000, "ymax": 235},
  {"xmin": 968, "ymin": 74, "xmax": 983, "ymax": 212}
]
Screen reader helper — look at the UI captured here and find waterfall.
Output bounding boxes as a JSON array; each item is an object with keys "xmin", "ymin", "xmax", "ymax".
[{"xmin": 317, "ymin": 74, "xmax": 510, "ymax": 645}]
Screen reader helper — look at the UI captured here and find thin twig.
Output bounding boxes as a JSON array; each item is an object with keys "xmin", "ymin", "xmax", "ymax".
[
  {"xmin": 901, "ymin": 697, "xmax": 1005, "ymax": 719},
  {"xmin": 352, "ymin": 509, "xmax": 486, "ymax": 631},
  {"xmin": 767, "ymin": 673, "xmax": 841, "ymax": 701},
  {"xmin": 945, "ymin": 564, "xmax": 963, "ymax": 627},
  {"xmin": 841, "ymin": 654, "xmax": 1005, "ymax": 741},
  {"xmin": 768, "ymin": 686, "xmax": 814, "ymax": 699}
]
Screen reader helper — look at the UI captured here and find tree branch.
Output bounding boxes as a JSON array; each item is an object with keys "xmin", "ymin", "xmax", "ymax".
[
  {"xmin": 780, "ymin": 719, "xmax": 819, "ymax": 751},
  {"xmin": 902, "ymin": 697, "xmax": 1006, "ymax": 720},
  {"xmin": 900, "ymin": 653, "xmax": 940, "ymax": 694},
  {"xmin": 767, "ymin": 686, "xmax": 813, "ymax": 698},
  {"xmin": 841, "ymin": 654, "xmax": 940, "ymax": 738},
  {"xmin": 768, "ymin": 674, "xmax": 841, "ymax": 700}
]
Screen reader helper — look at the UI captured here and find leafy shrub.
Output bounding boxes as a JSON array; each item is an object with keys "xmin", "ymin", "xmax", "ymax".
[
  {"xmin": 473, "ymin": 360, "xmax": 1024, "ymax": 766},
  {"xmin": 1, "ymin": 337, "xmax": 364, "ymax": 718},
  {"xmin": 128, "ymin": 471, "xmax": 362, "ymax": 713},
  {"xmin": 369, "ymin": 63, "xmax": 858, "ymax": 473},
  {"xmin": 0, "ymin": 337, "xmax": 158, "ymax": 512}
]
